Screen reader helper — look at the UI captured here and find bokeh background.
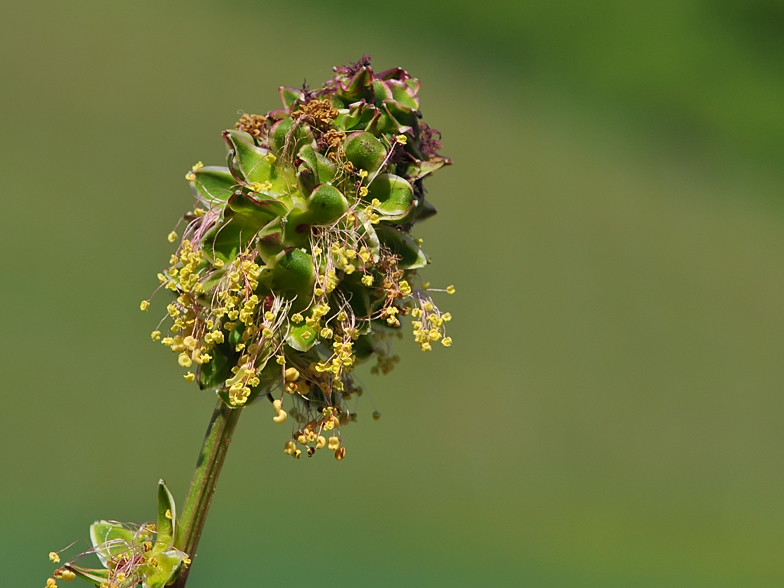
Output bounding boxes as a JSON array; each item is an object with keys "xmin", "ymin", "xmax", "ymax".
[{"xmin": 3, "ymin": 1, "xmax": 784, "ymax": 586}]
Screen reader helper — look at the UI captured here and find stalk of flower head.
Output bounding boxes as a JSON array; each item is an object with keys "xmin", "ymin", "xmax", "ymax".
[{"xmin": 47, "ymin": 56, "xmax": 453, "ymax": 588}]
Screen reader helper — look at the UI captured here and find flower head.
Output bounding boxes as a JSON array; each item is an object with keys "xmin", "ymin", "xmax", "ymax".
[{"xmin": 146, "ymin": 57, "xmax": 454, "ymax": 458}]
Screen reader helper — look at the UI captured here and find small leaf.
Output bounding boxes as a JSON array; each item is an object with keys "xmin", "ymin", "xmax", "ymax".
[
  {"xmin": 89, "ymin": 521, "xmax": 136, "ymax": 568},
  {"xmin": 279, "ymin": 86, "xmax": 302, "ymax": 109},
  {"xmin": 386, "ymin": 78, "xmax": 419, "ymax": 110},
  {"xmin": 197, "ymin": 343, "xmax": 234, "ymax": 390},
  {"xmin": 374, "ymin": 225, "xmax": 427, "ymax": 269},
  {"xmin": 188, "ymin": 166, "xmax": 237, "ymax": 204},
  {"xmin": 404, "ymin": 156, "xmax": 450, "ymax": 181},
  {"xmin": 141, "ymin": 546, "xmax": 187, "ymax": 588},
  {"xmin": 223, "ymin": 129, "xmax": 284, "ymax": 189},
  {"xmin": 63, "ymin": 565, "xmax": 110, "ymax": 586},
  {"xmin": 366, "ymin": 174, "xmax": 415, "ymax": 221},
  {"xmin": 334, "ymin": 102, "xmax": 379, "ymax": 132},
  {"xmin": 227, "ymin": 191, "xmax": 288, "ymax": 220},
  {"xmin": 286, "ymin": 323, "xmax": 318, "ymax": 352},
  {"xmin": 156, "ymin": 480, "xmax": 176, "ymax": 544},
  {"xmin": 202, "ymin": 192, "xmax": 288, "ymax": 264}
]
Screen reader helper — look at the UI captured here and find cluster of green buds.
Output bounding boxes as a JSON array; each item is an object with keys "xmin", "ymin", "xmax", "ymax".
[
  {"xmin": 47, "ymin": 482, "xmax": 188, "ymax": 588},
  {"xmin": 141, "ymin": 57, "xmax": 453, "ymax": 459}
]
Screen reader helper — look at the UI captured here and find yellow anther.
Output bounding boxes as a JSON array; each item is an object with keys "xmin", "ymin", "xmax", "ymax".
[
  {"xmin": 361, "ymin": 274, "xmax": 373, "ymax": 286},
  {"xmin": 178, "ymin": 353, "xmax": 193, "ymax": 367},
  {"xmin": 399, "ymin": 280, "xmax": 411, "ymax": 295},
  {"xmin": 284, "ymin": 440, "xmax": 297, "ymax": 456},
  {"xmin": 335, "ymin": 446, "xmax": 346, "ymax": 461},
  {"xmin": 265, "ymin": 153, "xmax": 277, "ymax": 163},
  {"xmin": 46, "ymin": 578, "xmax": 58, "ymax": 588},
  {"xmin": 337, "ymin": 311, "xmax": 348, "ymax": 321},
  {"xmin": 328, "ymin": 436, "xmax": 340, "ymax": 451},
  {"xmin": 315, "ymin": 435, "xmax": 326, "ymax": 449},
  {"xmin": 140, "ymin": 300, "xmax": 150, "ymax": 311},
  {"xmin": 165, "ymin": 508, "xmax": 173, "ymax": 520},
  {"xmin": 359, "ymin": 186, "xmax": 368, "ymax": 197},
  {"xmin": 167, "ymin": 231, "xmax": 178, "ymax": 243},
  {"xmin": 284, "ymin": 367, "xmax": 300, "ymax": 382},
  {"xmin": 276, "ymin": 355, "xmax": 286, "ymax": 365},
  {"xmin": 192, "ymin": 161, "xmax": 204, "ymax": 172},
  {"xmin": 185, "ymin": 171, "xmax": 196, "ymax": 182},
  {"xmin": 182, "ymin": 556, "xmax": 192, "ymax": 568},
  {"xmin": 442, "ymin": 312, "xmax": 452, "ymax": 322},
  {"xmin": 396, "ymin": 134, "xmax": 407, "ymax": 144},
  {"xmin": 371, "ymin": 198, "xmax": 381, "ymax": 207},
  {"xmin": 49, "ymin": 552, "xmax": 60, "ymax": 564},
  {"xmin": 446, "ymin": 285, "xmax": 455, "ymax": 294},
  {"xmin": 358, "ymin": 169, "xmax": 368, "ymax": 178},
  {"xmin": 60, "ymin": 570, "xmax": 75, "ymax": 581},
  {"xmin": 441, "ymin": 337, "xmax": 452, "ymax": 347},
  {"xmin": 291, "ymin": 313, "xmax": 303, "ymax": 324},
  {"xmin": 184, "ymin": 371, "xmax": 196, "ymax": 382}
]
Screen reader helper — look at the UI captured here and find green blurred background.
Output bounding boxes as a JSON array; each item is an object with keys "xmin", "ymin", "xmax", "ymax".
[{"xmin": 3, "ymin": 1, "xmax": 784, "ymax": 586}]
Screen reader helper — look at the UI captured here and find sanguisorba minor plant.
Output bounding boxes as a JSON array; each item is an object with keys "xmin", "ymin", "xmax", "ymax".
[{"xmin": 46, "ymin": 56, "xmax": 453, "ymax": 588}]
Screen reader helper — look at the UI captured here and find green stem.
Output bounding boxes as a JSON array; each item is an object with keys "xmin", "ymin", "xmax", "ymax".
[{"xmin": 171, "ymin": 400, "xmax": 242, "ymax": 588}]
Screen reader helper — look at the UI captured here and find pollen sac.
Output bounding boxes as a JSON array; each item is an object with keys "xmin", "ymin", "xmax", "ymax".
[{"xmin": 151, "ymin": 56, "xmax": 454, "ymax": 456}]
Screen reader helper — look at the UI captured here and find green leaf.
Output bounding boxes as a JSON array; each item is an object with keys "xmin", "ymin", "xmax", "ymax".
[
  {"xmin": 63, "ymin": 565, "xmax": 110, "ymax": 586},
  {"xmin": 286, "ymin": 322, "xmax": 318, "ymax": 352},
  {"xmin": 341, "ymin": 273, "xmax": 372, "ymax": 322},
  {"xmin": 404, "ymin": 156, "xmax": 450, "ymax": 181},
  {"xmin": 141, "ymin": 546, "xmax": 187, "ymax": 588},
  {"xmin": 279, "ymin": 86, "xmax": 302, "ymax": 109},
  {"xmin": 386, "ymin": 78, "xmax": 419, "ymax": 110},
  {"xmin": 334, "ymin": 102, "xmax": 378, "ymax": 132},
  {"xmin": 89, "ymin": 521, "xmax": 136, "ymax": 568},
  {"xmin": 188, "ymin": 166, "xmax": 237, "ymax": 204},
  {"xmin": 156, "ymin": 480, "xmax": 176, "ymax": 544},
  {"xmin": 202, "ymin": 192, "xmax": 288, "ymax": 264},
  {"xmin": 223, "ymin": 129, "xmax": 285, "ymax": 190},
  {"xmin": 374, "ymin": 225, "xmax": 428, "ymax": 269},
  {"xmin": 197, "ymin": 343, "xmax": 234, "ymax": 390},
  {"xmin": 366, "ymin": 174, "xmax": 415, "ymax": 221},
  {"xmin": 226, "ymin": 191, "xmax": 288, "ymax": 220}
]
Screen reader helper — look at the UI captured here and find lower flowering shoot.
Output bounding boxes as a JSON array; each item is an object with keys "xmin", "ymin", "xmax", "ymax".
[
  {"xmin": 46, "ymin": 482, "xmax": 188, "ymax": 588},
  {"xmin": 141, "ymin": 57, "xmax": 455, "ymax": 459}
]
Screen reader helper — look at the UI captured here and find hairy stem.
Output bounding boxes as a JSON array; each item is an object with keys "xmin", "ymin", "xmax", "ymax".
[{"xmin": 171, "ymin": 400, "xmax": 242, "ymax": 588}]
